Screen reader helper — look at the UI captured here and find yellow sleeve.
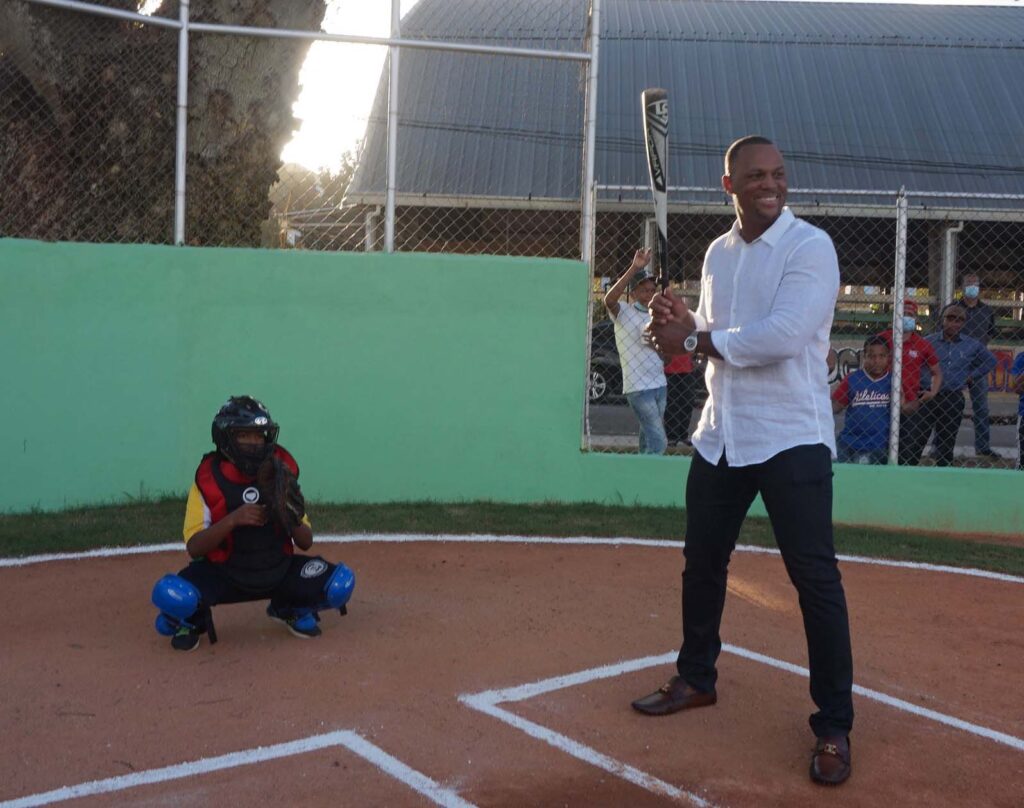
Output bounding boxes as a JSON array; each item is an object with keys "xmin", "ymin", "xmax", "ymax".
[{"xmin": 183, "ymin": 483, "xmax": 211, "ymax": 544}]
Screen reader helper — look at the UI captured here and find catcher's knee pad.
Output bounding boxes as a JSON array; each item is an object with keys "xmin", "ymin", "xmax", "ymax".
[
  {"xmin": 323, "ymin": 563, "xmax": 355, "ymax": 609},
  {"xmin": 154, "ymin": 612, "xmax": 178, "ymax": 636},
  {"xmin": 151, "ymin": 574, "xmax": 200, "ymax": 624}
]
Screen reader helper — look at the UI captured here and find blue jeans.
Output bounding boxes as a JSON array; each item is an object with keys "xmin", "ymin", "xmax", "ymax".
[
  {"xmin": 626, "ymin": 385, "xmax": 668, "ymax": 454},
  {"xmin": 967, "ymin": 375, "xmax": 991, "ymax": 452}
]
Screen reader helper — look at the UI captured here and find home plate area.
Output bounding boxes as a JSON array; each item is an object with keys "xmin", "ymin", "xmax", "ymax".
[{"xmin": 0, "ymin": 535, "xmax": 1021, "ymax": 807}]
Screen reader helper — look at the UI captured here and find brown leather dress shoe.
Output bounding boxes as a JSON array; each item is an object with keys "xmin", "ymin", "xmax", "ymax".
[
  {"xmin": 810, "ymin": 735, "xmax": 851, "ymax": 786},
  {"xmin": 631, "ymin": 675, "xmax": 717, "ymax": 716}
]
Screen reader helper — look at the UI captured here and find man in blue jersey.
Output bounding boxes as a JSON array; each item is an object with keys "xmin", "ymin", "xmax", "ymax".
[{"xmin": 831, "ymin": 336, "xmax": 919, "ymax": 464}]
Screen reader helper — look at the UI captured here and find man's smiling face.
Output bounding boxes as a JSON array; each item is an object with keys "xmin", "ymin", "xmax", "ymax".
[{"xmin": 723, "ymin": 143, "xmax": 787, "ymax": 235}]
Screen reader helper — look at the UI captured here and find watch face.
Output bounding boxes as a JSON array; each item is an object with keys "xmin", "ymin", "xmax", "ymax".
[{"xmin": 684, "ymin": 334, "xmax": 699, "ymax": 352}]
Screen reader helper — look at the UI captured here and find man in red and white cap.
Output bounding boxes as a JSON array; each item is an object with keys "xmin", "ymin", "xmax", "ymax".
[{"xmin": 878, "ymin": 300, "xmax": 942, "ymax": 465}]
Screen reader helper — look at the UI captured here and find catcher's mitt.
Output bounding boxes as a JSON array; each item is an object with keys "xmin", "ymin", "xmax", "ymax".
[{"xmin": 257, "ymin": 455, "xmax": 305, "ymax": 533}]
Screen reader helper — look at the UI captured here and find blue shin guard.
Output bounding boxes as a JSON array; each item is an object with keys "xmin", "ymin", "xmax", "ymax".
[
  {"xmin": 323, "ymin": 563, "xmax": 355, "ymax": 612},
  {"xmin": 151, "ymin": 574, "xmax": 201, "ymax": 633}
]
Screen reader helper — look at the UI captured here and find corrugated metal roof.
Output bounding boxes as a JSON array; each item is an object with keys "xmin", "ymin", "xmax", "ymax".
[{"xmin": 348, "ymin": 0, "xmax": 1024, "ymax": 203}]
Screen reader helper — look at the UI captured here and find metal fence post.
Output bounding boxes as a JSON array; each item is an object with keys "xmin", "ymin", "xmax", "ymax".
[
  {"xmin": 579, "ymin": 0, "xmax": 600, "ymax": 264},
  {"xmin": 174, "ymin": 0, "xmax": 190, "ymax": 245},
  {"xmin": 384, "ymin": 0, "xmax": 400, "ymax": 253},
  {"xmin": 941, "ymin": 221, "xmax": 965, "ymax": 307},
  {"xmin": 888, "ymin": 187, "xmax": 909, "ymax": 465}
]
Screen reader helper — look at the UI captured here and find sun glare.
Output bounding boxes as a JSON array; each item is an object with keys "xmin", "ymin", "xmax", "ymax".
[{"xmin": 283, "ymin": 0, "xmax": 421, "ymax": 173}]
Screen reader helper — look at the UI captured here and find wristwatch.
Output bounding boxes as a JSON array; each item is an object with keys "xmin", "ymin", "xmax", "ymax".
[{"xmin": 683, "ymin": 333, "xmax": 699, "ymax": 353}]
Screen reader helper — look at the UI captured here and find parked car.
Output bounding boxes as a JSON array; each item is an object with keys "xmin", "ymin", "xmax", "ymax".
[
  {"xmin": 588, "ymin": 319, "xmax": 622, "ymax": 403},
  {"xmin": 587, "ymin": 318, "xmax": 709, "ymax": 407}
]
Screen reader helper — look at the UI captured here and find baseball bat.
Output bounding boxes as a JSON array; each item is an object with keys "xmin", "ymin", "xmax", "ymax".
[{"xmin": 641, "ymin": 88, "xmax": 669, "ymax": 290}]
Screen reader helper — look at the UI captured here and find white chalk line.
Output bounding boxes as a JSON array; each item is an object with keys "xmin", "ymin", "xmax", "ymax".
[
  {"xmin": 723, "ymin": 644, "xmax": 1024, "ymax": 753},
  {"xmin": 460, "ymin": 642, "xmax": 1024, "ymax": 805},
  {"xmin": 461, "ymin": 693, "xmax": 712, "ymax": 807},
  {"xmin": 3, "ymin": 534, "xmax": 1022, "ymax": 584},
  {"xmin": 0, "ymin": 729, "xmax": 475, "ymax": 808}
]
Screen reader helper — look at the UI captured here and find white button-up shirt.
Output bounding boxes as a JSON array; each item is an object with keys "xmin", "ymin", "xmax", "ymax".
[{"xmin": 690, "ymin": 208, "xmax": 839, "ymax": 466}]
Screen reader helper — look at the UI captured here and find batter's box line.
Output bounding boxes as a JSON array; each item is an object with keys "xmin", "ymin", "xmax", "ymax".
[
  {"xmin": 0, "ymin": 729, "xmax": 477, "ymax": 808},
  {"xmin": 460, "ymin": 643, "xmax": 1024, "ymax": 806}
]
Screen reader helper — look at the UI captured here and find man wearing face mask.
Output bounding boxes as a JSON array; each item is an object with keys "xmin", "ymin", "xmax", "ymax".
[
  {"xmin": 957, "ymin": 274, "xmax": 999, "ymax": 458},
  {"xmin": 879, "ymin": 300, "xmax": 942, "ymax": 465}
]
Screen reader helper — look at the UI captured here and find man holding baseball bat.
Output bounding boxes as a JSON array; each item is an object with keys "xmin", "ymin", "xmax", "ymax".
[{"xmin": 635, "ymin": 136, "xmax": 854, "ymax": 786}]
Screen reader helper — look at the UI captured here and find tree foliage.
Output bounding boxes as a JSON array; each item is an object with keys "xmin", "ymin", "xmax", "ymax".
[{"xmin": 0, "ymin": 0, "xmax": 326, "ymax": 246}]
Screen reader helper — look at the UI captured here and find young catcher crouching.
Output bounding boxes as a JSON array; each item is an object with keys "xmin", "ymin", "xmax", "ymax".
[{"xmin": 151, "ymin": 395, "xmax": 355, "ymax": 651}]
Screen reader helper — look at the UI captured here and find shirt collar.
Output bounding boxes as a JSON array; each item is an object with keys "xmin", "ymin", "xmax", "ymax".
[
  {"xmin": 726, "ymin": 207, "xmax": 795, "ymax": 247},
  {"xmin": 758, "ymin": 207, "xmax": 795, "ymax": 247}
]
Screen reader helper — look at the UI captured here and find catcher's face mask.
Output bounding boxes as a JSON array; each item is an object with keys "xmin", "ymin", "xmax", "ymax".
[
  {"xmin": 211, "ymin": 395, "xmax": 280, "ymax": 476},
  {"xmin": 227, "ymin": 428, "xmax": 275, "ymax": 476}
]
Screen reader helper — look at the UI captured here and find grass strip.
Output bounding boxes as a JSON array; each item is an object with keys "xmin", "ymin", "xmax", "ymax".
[{"xmin": 2, "ymin": 499, "xmax": 1022, "ymax": 577}]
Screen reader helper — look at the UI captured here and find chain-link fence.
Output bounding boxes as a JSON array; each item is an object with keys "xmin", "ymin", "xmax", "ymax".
[
  {"xmin": 0, "ymin": 1, "xmax": 178, "ymax": 243},
  {"xmin": 6, "ymin": 1, "xmax": 1024, "ymax": 471},
  {"xmin": 2, "ymin": 0, "xmax": 591, "ymax": 254},
  {"xmin": 585, "ymin": 186, "xmax": 1024, "ymax": 471}
]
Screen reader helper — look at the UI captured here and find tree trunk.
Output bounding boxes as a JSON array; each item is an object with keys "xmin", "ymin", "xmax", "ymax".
[{"xmin": 0, "ymin": 0, "xmax": 326, "ymax": 246}]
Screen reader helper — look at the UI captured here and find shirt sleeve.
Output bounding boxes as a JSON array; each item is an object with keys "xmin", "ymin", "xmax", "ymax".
[
  {"xmin": 183, "ymin": 482, "xmax": 211, "ymax": 544},
  {"xmin": 711, "ymin": 234, "xmax": 839, "ymax": 368},
  {"xmin": 691, "ymin": 250, "xmax": 710, "ymax": 333},
  {"xmin": 922, "ymin": 340, "xmax": 940, "ymax": 368},
  {"xmin": 831, "ymin": 376, "xmax": 851, "ymax": 406}
]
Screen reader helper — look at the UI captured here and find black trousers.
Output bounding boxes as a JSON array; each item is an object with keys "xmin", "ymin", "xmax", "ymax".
[
  {"xmin": 665, "ymin": 372, "xmax": 698, "ymax": 443},
  {"xmin": 924, "ymin": 390, "xmax": 965, "ymax": 467},
  {"xmin": 898, "ymin": 407, "xmax": 929, "ymax": 466},
  {"xmin": 676, "ymin": 444, "xmax": 854, "ymax": 738},
  {"xmin": 178, "ymin": 554, "xmax": 334, "ymax": 621}
]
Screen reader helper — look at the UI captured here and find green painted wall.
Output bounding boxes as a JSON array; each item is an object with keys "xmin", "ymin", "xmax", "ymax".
[{"xmin": 2, "ymin": 238, "xmax": 1021, "ymax": 538}]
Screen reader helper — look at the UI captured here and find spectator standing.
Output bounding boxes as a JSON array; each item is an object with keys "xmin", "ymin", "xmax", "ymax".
[
  {"xmin": 879, "ymin": 299, "xmax": 942, "ymax": 465},
  {"xmin": 957, "ymin": 273, "xmax": 999, "ymax": 458},
  {"xmin": 832, "ymin": 336, "xmax": 918, "ymax": 464},
  {"xmin": 923, "ymin": 304, "xmax": 997, "ymax": 467},
  {"xmin": 603, "ymin": 249, "xmax": 668, "ymax": 454},
  {"xmin": 638, "ymin": 136, "xmax": 854, "ymax": 786},
  {"xmin": 1010, "ymin": 351, "xmax": 1024, "ymax": 470}
]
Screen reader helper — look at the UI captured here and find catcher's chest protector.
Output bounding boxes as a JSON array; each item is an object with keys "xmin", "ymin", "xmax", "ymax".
[{"xmin": 196, "ymin": 454, "xmax": 293, "ymax": 591}]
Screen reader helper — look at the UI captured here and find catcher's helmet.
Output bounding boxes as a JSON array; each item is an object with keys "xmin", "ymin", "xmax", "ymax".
[{"xmin": 211, "ymin": 395, "xmax": 279, "ymax": 476}]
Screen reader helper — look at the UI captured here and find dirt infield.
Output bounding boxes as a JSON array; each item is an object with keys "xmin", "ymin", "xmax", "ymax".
[{"xmin": 1, "ymin": 537, "xmax": 1022, "ymax": 807}]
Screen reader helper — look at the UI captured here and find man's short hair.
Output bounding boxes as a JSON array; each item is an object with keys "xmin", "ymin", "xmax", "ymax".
[
  {"xmin": 724, "ymin": 135, "xmax": 775, "ymax": 173},
  {"xmin": 863, "ymin": 335, "xmax": 890, "ymax": 352},
  {"xmin": 960, "ymin": 272, "xmax": 980, "ymax": 285}
]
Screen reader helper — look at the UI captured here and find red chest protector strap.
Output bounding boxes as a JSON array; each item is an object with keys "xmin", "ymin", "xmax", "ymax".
[{"xmin": 195, "ymin": 453, "xmax": 232, "ymax": 563}]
